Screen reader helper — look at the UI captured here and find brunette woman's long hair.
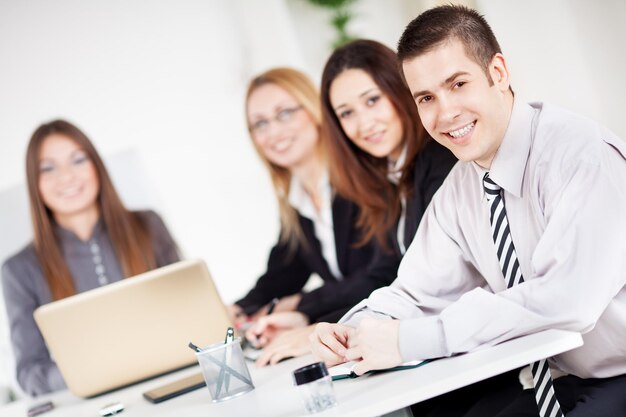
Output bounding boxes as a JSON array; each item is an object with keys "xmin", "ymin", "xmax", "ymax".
[
  {"xmin": 26, "ymin": 120, "xmax": 158, "ymax": 300},
  {"xmin": 245, "ymin": 68, "xmax": 326, "ymax": 250},
  {"xmin": 320, "ymin": 39, "xmax": 429, "ymax": 248}
]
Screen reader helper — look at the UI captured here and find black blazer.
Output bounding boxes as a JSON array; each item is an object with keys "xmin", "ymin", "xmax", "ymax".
[
  {"xmin": 236, "ymin": 195, "xmax": 399, "ymax": 322},
  {"xmin": 394, "ymin": 139, "xmax": 458, "ymax": 257}
]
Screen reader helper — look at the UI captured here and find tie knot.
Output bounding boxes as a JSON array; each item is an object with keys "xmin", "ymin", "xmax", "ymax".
[{"xmin": 483, "ymin": 173, "xmax": 502, "ymax": 201}]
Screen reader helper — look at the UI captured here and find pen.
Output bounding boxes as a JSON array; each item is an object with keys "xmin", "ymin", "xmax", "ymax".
[
  {"xmin": 266, "ymin": 297, "xmax": 279, "ymax": 315},
  {"xmin": 223, "ymin": 327, "xmax": 235, "ymax": 393},
  {"xmin": 224, "ymin": 327, "xmax": 235, "ymax": 344},
  {"xmin": 188, "ymin": 342, "xmax": 202, "ymax": 353},
  {"xmin": 255, "ymin": 298, "xmax": 280, "ymax": 344}
]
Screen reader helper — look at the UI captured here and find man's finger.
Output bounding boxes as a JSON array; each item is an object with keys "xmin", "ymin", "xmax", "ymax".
[
  {"xmin": 344, "ymin": 346, "xmax": 362, "ymax": 362},
  {"xmin": 351, "ymin": 359, "xmax": 373, "ymax": 376},
  {"xmin": 335, "ymin": 326, "xmax": 355, "ymax": 346},
  {"xmin": 319, "ymin": 331, "xmax": 347, "ymax": 356},
  {"xmin": 311, "ymin": 335, "xmax": 344, "ymax": 365}
]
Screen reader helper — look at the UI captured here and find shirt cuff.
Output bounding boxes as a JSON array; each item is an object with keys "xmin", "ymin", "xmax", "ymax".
[{"xmin": 399, "ymin": 315, "xmax": 447, "ymax": 362}]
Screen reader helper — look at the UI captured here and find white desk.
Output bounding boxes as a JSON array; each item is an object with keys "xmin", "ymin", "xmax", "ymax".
[{"xmin": 0, "ymin": 329, "xmax": 582, "ymax": 417}]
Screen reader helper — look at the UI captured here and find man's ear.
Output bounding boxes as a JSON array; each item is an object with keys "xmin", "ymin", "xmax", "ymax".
[{"xmin": 490, "ymin": 53, "xmax": 510, "ymax": 92}]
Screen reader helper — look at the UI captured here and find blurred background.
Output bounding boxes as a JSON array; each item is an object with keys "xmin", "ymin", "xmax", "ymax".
[{"xmin": 1, "ymin": 0, "xmax": 625, "ymax": 400}]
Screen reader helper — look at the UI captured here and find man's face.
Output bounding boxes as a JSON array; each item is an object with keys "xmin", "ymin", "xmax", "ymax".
[{"xmin": 403, "ymin": 39, "xmax": 512, "ymax": 169}]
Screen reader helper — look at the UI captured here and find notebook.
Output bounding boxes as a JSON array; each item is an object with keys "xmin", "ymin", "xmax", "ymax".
[
  {"xmin": 329, "ymin": 359, "xmax": 430, "ymax": 381},
  {"xmin": 34, "ymin": 259, "xmax": 232, "ymax": 397}
]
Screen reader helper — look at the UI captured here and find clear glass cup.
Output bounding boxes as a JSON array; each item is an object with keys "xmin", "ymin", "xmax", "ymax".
[{"xmin": 293, "ymin": 362, "xmax": 337, "ymax": 414}]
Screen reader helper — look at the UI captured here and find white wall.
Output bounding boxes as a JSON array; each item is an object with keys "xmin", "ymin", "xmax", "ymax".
[
  {"xmin": 0, "ymin": 0, "xmax": 285, "ymax": 392},
  {"xmin": 479, "ymin": 0, "xmax": 626, "ymax": 138},
  {"xmin": 286, "ymin": 0, "xmax": 416, "ymax": 78},
  {"xmin": 1, "ymin": 0, "xmax": 625, "ymax": 394},
  {"xmin": 0, "ymin": 0, "xmax": 280, "ymax": 301}
]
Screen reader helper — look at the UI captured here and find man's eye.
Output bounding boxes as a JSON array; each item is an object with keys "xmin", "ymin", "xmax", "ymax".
[
  {"xmin": 419, "ymin": 96, "xmax": 433, "ymax": 104},
  {"xmin": 454, "ymin": 81, "xmax": 466, "ymax": 88}
]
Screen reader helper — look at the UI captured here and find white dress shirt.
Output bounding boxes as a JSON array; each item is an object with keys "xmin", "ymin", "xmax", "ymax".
[
  {"xmin": 342, "ymin": 100, "xmax": 626, "ymax": 379},
  {"xmin": 289, "ymin": 171, "xmax": 343, "ymax": 280}
]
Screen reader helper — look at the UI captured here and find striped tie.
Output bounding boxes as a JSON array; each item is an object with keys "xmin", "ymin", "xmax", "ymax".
[{"xmin": 483, "ymin": 173, "xmax": 564, "ymax": 417}]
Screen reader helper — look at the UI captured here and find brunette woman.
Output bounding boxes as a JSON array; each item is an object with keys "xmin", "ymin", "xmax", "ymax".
[{"xmin": 321, "ymin": 39, "xmax": 457, "ymax": 257}]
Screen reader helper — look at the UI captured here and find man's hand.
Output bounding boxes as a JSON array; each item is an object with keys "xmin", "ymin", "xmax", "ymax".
[
  {"xmin": 309, "ymin": 322, "xmax": 355, "ymax": 367},
  {"xmin": 344, "ymin": 318, "xmax": 402, "ymax": 376},
  {"xmin": 245, "ymin": 311, "xmax": 309, "ymax": 347}
]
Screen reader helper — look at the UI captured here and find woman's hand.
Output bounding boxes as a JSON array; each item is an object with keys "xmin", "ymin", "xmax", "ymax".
[
  {"xmin": 272, "ymin": 293, "xmax": 302, "ymax": 313},
  {"xmin": 245, "ymin": 311, "xmax": 309, "ymax": 347},
  {"xmin": 255, "ymin": 325, "xmax": 316, "ymax": 367}
]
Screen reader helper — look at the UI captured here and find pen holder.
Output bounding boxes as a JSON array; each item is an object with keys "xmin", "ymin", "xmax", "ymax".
[{"xmin": 195, "ymin": 337, "xmax": 254, "ymax": 402}]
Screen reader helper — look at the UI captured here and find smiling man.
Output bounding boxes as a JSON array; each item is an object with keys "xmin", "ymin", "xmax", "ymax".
[{"xmin": 310, "ymin": 5, "xmax": 626, "ymax": 416}]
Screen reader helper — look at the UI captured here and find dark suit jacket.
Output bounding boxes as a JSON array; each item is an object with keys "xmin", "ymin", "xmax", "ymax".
[
  {"xmin": 237, "ymin": 140, "xmax": 456, "ymax": 324},
  {"xmin": 394, "ymin": 139, "xmax": 458, "ymax": 257},
  {"xmin": 235, "ymin": 195, "xmax": 399, "ymax": 322}
]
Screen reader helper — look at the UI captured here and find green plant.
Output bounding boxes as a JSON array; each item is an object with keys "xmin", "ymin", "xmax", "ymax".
[{"xmin": 305, "ymin": 0, "xmax": 358, "ymax": 48}]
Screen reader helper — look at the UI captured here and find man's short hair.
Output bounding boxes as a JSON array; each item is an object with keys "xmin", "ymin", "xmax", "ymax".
[{"xmin": 398, "ymin": 5, "xmax": 502, "ymax": 79}]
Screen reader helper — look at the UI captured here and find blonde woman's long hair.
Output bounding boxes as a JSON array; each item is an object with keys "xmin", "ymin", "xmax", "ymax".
[{"xmin": 245, "ymin": 68, "xmax": 326, "ymax": 250}]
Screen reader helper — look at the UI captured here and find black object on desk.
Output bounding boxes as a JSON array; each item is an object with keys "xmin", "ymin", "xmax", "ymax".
[
  {"xmin": 143, "ymin": 373, "xmax": 206, "ymax": 403},
  {"xmin": 27, "ymin": 401, "xmax": 54, "ymax": 417}
]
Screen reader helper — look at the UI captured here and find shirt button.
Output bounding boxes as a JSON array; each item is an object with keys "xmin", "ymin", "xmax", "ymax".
[{"xmin": 90, "ymin": 243, "xmax": 100, "ymax": 254}]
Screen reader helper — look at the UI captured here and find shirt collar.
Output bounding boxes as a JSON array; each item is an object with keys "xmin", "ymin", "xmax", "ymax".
[
  {"xmin": 54, "ymin": 216, "xmax": 105, "ymax": 243},
  {"xmin": 473, "ymin": 99, "xmax": 537, "ymax": 198},
  {"xmin": 288, "ymin": 170, "xmax": 331, "ymax": 219},
  {"xmin": 387, "ymin": 144, "xmax": 408, "ymax": 184}
]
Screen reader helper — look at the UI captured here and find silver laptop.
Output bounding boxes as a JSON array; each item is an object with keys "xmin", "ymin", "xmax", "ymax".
[{"xmin": 34, "ymin": 259, "xmax": 232, "ymax": 397}]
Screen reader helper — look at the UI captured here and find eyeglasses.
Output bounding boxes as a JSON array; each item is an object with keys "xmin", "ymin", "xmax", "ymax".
[{"xmin": 249, "ymin": 106, "xmax": 303, "ymax": 135}]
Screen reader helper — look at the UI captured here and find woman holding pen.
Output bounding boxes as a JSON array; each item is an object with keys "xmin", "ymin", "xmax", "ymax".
[
  {"xmin": 1, "ymin": 120, "xmax": 180, "ymax": 395},
  {"xmin": 229, "ymin": 68, "xmax": 399, "ymax": 364}
]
